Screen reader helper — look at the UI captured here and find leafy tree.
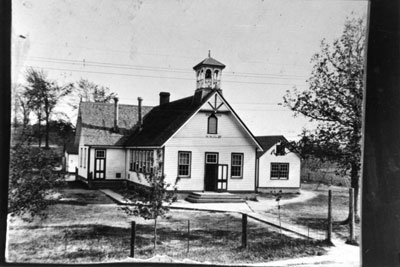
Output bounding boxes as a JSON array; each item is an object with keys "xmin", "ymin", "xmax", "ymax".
[
  {"xmin": 8, "ymin": 143, "xmax": 65, "ymax": 220},
  {"xmin": 70, "ymin": 79, "xmax": 117, "ymax": 107},
  {"xmin": 284, "ymin": 16, "xmax": 366, "ymax": 220},
  {"xmin": 48, "ymin": 119, "xmax": 75, "ymax": 152},
  {"xmin": 120, "ymin": 169, "xmax": 177, "ymax": 254},
  {"xmin": 23, "ymin": 68, "xmax": 73, "ymax": 148}
]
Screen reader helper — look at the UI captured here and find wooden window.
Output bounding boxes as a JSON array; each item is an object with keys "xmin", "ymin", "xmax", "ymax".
[
  {"xmin": 231, "ymin": 153, "xmax": 243, "ymax": 178},
  {"xmin": 214, "ymin": 70, "xmax": 219, "ymax": 79},
  {"xmin": 205, "ymin": 153, "xmax": 218, "ymax": 164},
  {"xmin": 205, "ymin": 69, "xmax": 212, "ymax": 79},
  {"xmin": 134, "ymin": 150, "xmax": 138, "ymax": 171},
  {"xmin": 130, "ymin": 150, "xmax": 154, "ymax": 174},
  {"xmin": 178, "ymin": 151, "xmax": 191, "ymax": 178},
  {"xmin": 80, "ymin": 148, "xmax": 83, "ymax": 167},
  {"xmin": 83, "ymin": 148, "xmax": 86, "ymax": 168},
  {"xmin": 270, "ymin": 163, "xmax": 289, "ymax": 180},
  {"xmin": 208, "ymin": 114, "xmax": 218, "ymax": 134},
  {"xmin": 129, "ymin": 150, "xmax": 135, "ymax": 171},
  {"xmin": 96, "ymin": 150, "xmax": 105, "ymax": 158}
]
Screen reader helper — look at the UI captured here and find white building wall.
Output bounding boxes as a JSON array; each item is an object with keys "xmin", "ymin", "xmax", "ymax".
[
  {"xmin": 258, "ymin": 146, "xmax": 301, "ymax": 189},
  {"xmin": 77, "ymin": 145, "xmax": 88, "ymax": 178},
  {"xmin": 103, "ymin": 148, "xmax": 126, "ymax": 180},
  {"xmin": 164, "ymin": 110, "xmax": 257, "ymax": 191},
  {"xmin": 66, "ymin": 154, "xmax": 78, "ymax": 173},
  {"xmin": 127, "ymin": 171, "xmax": 151, "ymax": 186}
]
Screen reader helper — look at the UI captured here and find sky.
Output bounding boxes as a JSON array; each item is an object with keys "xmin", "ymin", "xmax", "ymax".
[{"xmin": 12, "ymin": 0, "xmax": 368, "ymax": 140}]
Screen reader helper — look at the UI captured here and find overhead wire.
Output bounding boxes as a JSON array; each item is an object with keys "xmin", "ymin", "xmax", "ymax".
[
  {"xmin": 20, "ymin": 64, "xmax": 308, "ymax": 87},
  {"xmin": 21, "ymin": 56, "xmax": 309, "ymax": 79}
]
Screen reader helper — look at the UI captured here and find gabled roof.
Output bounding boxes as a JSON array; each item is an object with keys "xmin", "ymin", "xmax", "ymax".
[
  {"xmin": 256, "ymin": 135, "xmax": 288, "ymax": 157},
  {"xmin": 125, "ymin": 90, "xmax": 263, "ymax": 151},
  {"xmin": 193, "ymin": 57, "xmax": 226, "ymax": 70},
  {"xmin": 124, "ymin": 93, "xmax": 214, "ymax": 147},
  {"xmin": 78, "ymin": 102, "xmax": 153, "ymax": 146}
]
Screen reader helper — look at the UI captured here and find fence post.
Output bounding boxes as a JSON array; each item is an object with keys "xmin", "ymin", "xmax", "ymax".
[
  {"xmin": 130, "ymin": 221, "xmax": 136, "ymax": 257},
  {"xmin": 242, "ymin": 214, "xmax": 247, "ymax": 248},
  {"xmin": 327, "ymin": 190, "xmax": 332, "ymax": 244},
  {"xmin": 187, "ymin": 220, "xmax": 190, "ymax": 254},
  {"xmin": 346, "ymin": 188, "xmax": 356, "ymax": 244}
]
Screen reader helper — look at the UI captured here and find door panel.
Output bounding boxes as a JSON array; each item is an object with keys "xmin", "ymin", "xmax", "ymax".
[
  {"xmin": 94, "ymin": 149, "xmax": 106, "ymax": 179},
  {"xmin": 217, "ymin": 164, "xmax": 228, "ymax": 191},
  {"xmin": 204, "ymin": 152, "xmax": 219, "ymax": 191},
  {"xmin": 205, "ymin": 164, "xmax": 218, "ymax": 191}
]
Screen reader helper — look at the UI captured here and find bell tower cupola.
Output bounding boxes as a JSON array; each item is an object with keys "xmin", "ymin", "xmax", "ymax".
[{"xmin": 193, "ymin": 51, "xmax": 226, "ymax": 102}]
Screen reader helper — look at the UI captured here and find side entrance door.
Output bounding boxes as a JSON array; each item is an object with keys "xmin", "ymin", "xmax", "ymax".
[
  {"xmin": 94, "ymin": 149, "xmax": 106, "ymax": 179},
  {"xmin": 217, "ymin": 164, "xmax": 228, "ymax": 191},
  {"xmin": 204, "ymin": 152, "xmax": 218, "ymax": 191}
]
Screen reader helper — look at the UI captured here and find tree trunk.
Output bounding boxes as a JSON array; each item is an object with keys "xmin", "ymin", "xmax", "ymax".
[
  {"xmin": 45, "ymin": 112, "xmax": 49, "ymax": 148},
  {"xmin": 44, "ymin": 99, "xmax": 49, "ymax": 149},
  {"xmin": 350, "ymin": 162, "xmax": 360, "ymax": 221},
  {"xmin": 342, "ymin": 162, "xmax": 360, "ymax": 224},
  {"xmin": 37, "ymin": 113, "xmax": 42, "ymax": 147},
  {"xmin": 153, "ymin": 217, "xmax": 157, "ymax": 255}
]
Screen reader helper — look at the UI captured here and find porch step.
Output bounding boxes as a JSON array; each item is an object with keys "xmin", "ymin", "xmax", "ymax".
[{"xmin": 185, "ymin": 192, "xmax": 245, "ymax": 203}]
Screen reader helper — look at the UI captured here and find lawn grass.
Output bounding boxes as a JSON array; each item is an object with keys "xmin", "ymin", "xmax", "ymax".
[
  {"xmin": 264, "ymin": 183, "xmax": 360, "ymax": 242},
  {"xmin": 7, "ymin": 196, "xmax": 329, "ymax": 264}
]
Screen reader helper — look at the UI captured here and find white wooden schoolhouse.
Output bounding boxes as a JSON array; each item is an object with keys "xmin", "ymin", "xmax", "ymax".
[{"xmin": 73, "ymin": 55, "xmax": 301, "ymax": 193}]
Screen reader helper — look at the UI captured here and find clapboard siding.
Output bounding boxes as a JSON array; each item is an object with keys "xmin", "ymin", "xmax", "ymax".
[
  {"xmin": 103, "ymin": 148, "xmax": 126, "ymax": 180},
  {"xmin": 164, "ymin": 106, "xmax": 257, "ymax": 191},
  {"xmin": 258, "ymin": 146, "xmax": 301, "ymax": 189},
  {"xmin": 66, "ymin": 153, "xmax": 78, "ymax": 173},
  {"xmin": 77, "ymin": 145, "xmax": 88, "ymax": 178}
]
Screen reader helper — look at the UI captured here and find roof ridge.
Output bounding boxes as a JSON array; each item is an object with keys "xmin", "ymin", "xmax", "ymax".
[
  {"xmin": 256, "ymin": 135, "xmax": 285, "ymax": 138},
  {"xmin": 81, "ymin": 102, "xmax": 153, "ymax": 108}
]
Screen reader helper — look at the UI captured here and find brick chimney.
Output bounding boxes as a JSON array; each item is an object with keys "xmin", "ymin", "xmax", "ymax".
[
  {"xmin": 113, "ymin": 97, "xmax": 119, "ymax": 131},
  {"xmin": 159, "ymin": 92, "xmax": 170, "ymax": 105},
  {"xmin": 137, "ymin": 97, "xmax": 143, "ymax": 128}
]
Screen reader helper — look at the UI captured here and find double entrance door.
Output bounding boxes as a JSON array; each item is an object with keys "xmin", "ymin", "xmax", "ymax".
[{"xmin": 204, "ymin": 152, "xmax": 228, "ymax": 191}]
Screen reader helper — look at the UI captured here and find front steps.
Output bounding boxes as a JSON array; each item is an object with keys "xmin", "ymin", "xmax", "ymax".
[{"xmin": 185, "ymin": 192, "xmax": 245, "ymax": 203}]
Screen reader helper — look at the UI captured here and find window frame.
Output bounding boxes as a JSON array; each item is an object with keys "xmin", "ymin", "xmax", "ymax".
[
  {"xmin": 177, "ymin": 151, "xmax": 192, "ymax": 178},
  {"xmin": 205, "ymin": 69, "xmax": 212, "ymax": 79},
  {"xmin": 80, "ymin": 147, "xmax": 83, "ymax": 167},
  {"xmin": 207, "ymin": 114, "xmax": 218, "ymax": 134},
  {"xmin": 95, "ymin": 149, "xmax": 106, "ymax": 159},
  {"xmin": 205, "ymin": 152, "xmax": 219, "ymax": 164},
  {"xmin": 230, "ymin": 153, "xmax": 244, "ymax": 179},
  {"xmin": 270, "ymin": 162, "xmax": 289, "ymax": 180},
  {"xmin": 83, "ymin": 147, "xmax": 87, "ymax": 168}
]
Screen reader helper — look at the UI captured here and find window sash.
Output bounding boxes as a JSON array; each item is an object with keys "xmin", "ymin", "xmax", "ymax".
[
  {"xmin": 96, "ymin": 150, "xmax": 105, "ymax": 159},
  {"xmin": 231, "ymin": 153, "xmax": 243, "ymax": 178},
  {"xmin": 206, "ymin": 153, "xmax": 218, "ymax": 164},
  {"xmin": 83, "ymin": 148, "xmax": 86, "ymax": 168},
  {"xmin": 208, "ymin": 115, "xmax": 217, "ymax": 134},
  {"xmin": 270, "ymin": 163, "xmax": 289, "ymax": 180},
  {"xmin": 130, "ymin": 150, "xmax": 154, "ymax": 174},
  {"xmin": 80, "ymin": 148, "xmax": 83, "ymax": 167},
  {"xmin": 178, "ymin": 152, "xmax": 191, "ymax": 177}
]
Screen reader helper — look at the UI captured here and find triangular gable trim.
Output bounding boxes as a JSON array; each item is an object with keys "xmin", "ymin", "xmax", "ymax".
[{"xmin": 161, "ymin": 91, "xmax": 263, "ymax": 151}]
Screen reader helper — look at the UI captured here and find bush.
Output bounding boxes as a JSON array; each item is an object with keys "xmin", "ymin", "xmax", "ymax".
[{"xmin": 8, "ymin": 143, "xmax": 65, "ymax": 219}]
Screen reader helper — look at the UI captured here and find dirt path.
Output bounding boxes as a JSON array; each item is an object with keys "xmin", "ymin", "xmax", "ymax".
[{"xmin": 246, "ymin": 190, "xmax": 317, "ymax": 212}]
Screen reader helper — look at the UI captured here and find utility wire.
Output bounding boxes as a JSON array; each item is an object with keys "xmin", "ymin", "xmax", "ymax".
[
  {"xmin": 22, "ymin": 56, "xmax": 309, "ymax": 79},
  {"xmin": 20, "ymin": 64, "xmax": 308, "ymax": 87}
]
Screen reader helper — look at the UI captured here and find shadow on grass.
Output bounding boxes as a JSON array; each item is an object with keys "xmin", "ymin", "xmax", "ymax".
[{"xmin": 9, "ymin": 215, "xmax": 331, "ymax": 264}]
